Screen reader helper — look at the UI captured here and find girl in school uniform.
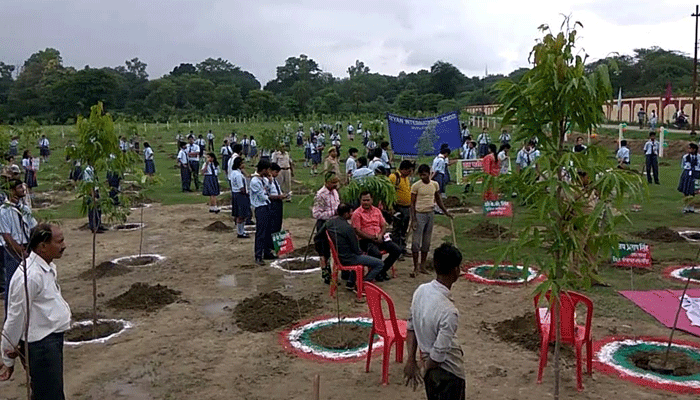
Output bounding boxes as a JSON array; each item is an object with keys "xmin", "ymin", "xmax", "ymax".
[
  {"xmin": 143, "ymin": 142, "xmax": 155, "ymax": 176},
  {"xmin": 304, "ymin": 137, "xmax": 313, "ymax": 167},
  {"xmin": 196, "ymin": 135, "xmax": 207, "ymax": 157},
  {"xmin": 678, "ymin": 143, "xmax": 700, "ymax": 213},
  {"xmin": 230, "ymin": 157, "xmax": 251, "ymax": 238},
  {"xmin": 249, "ymin": 136, "xmax": 258, "ymax": 160},
  {"xmin": 310, "ymin": 138, "xmax": 322, "ymax": 175},
  {"xmin": 21, "ymin": 150, "xmax": 37, "ymax": 191},
  {"xmin": 241, "ymin": 135, "xmax": 250, "ymax": 157},
  {"xmin": 220, "ymin": 140, "xmax": 232, "ymax": 177},
  {"xmin": 201, "ymin": 152, "xmax": 221, "ymax": 213}
]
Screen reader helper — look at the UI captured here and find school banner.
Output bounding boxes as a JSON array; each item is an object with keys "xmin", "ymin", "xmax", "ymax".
[
  {"xmin": 273, "ymin": 230, "xmax": 294, "ymax": 255},
  {"xmin": 612, "ymin": 241, "xmax": 651, "ymax": 268},
  {"xmin": 483, "ymin": 201, "xmax": 513, "ymax": 217},
  {"xmin": 386, "ymin": 111, "xmax": 461, "ymax": 156},
  {"xmin": 457, "ymin": 159, "xmax": 483, "ymax": 183}
]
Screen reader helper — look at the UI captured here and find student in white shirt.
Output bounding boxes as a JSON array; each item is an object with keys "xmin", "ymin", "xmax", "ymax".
[
  {"xmin": 368, "ymin": 149, "xmax": 384, "ymax": 173},
  {"xmin": 404, "ymin": 243, "xmax": 466, "ymax": 399},
  {"xmin": 177, "ymin": 142, "xmax": 191, "ymax": 192},
  {"xmin": 477, "ymin": 128, "xmax": 491, "ymax": 157},
  {"xmin": 187, "ymin": 136, "xmax": 201, "ymax": 190},
  {"xmin": 497, "ymin": 143, "xmax": 511, "ymax": 175},
  {"xmin": 431, "ymin": 148, "xmax": 451, "ymax": 196},
  {"xmin": 643, "ymin": 131, "xmax": 660, "ymax": 184},
  {"xmin": 351, "ymin": 157, "xmax": 375, "ymax": 180},
  {"xmin": 499, "ymin": 130, "xmax": 511, "ymax": 146},
  {"xmin": 220, "ymin": 140, "xmax": 232, "ymax": 176},
  {"xmin": 249, "ymin": 136, "xmax": 258, "ymax": 159},
  {"xmin": 346, "ymin": 147, "xmax": 358, "ymax": 180},
  {"xmin": 230, "ymin": 157, "xmax": 250, "ymax": 238},
  {"xmin": 38, "ymin": 135, "xmax": 50, "ymax": 162},
  {"xmin": 206, "ymin": 130, "xmax": 215, "ymax": 151},
  {"xmin": 616, "ymin": 140, "xmax": 630, "ymax": 169},
  {"xmin": 515, "ymin": 141, "xmax": 540, "ymax": 172},
  {"xmin": 201, "ymin": 152, "xmax": 221, "ymax": 213},
  {"xmin": 0, "ymin": 224, "xmax": 71, "ymax": 399},
  {"xmin": 143, "ymin": 142, "xmax": 155, "ymax": 176}
]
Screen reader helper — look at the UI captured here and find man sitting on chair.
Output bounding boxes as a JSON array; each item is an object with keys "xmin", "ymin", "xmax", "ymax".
[
  {"xmin": 316, "ymin": 203, "xmax": 384, "ymax": 291},
  {"xmin": 351, "ymin": 191, "xmax": 402, "ymax": 282}
]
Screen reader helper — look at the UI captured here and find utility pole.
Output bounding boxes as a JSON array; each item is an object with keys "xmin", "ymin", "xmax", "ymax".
[{"xmin": 692, "ymin": 5, "xmax": 699, "ymax": 134}]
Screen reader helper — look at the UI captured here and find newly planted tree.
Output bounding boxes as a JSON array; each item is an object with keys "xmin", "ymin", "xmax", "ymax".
[
  {"xmin": 490, "ymin": 18, "xmax": 646, "ymax": 398},
  {"xmin": 67, "ymin": 102, "xmax": 136, "ymax": 337}
]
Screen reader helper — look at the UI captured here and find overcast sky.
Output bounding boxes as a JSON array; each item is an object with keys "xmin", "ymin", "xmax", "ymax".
[{"xmin": 0, "ymin": 0, "xmax": 695, "ymax": 85}]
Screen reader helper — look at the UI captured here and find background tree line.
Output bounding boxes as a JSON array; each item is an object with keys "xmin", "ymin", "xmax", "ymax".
[{"xmin": 0, "ymin": 46, "xmax": 693, "ymax": 124}]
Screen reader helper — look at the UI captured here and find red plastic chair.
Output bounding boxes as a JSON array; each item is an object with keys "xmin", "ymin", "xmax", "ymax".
[
  {"xmin": 534, "ymin": 290, "xmax": 593, "ymax": 391},
  {"xmin": 364, "ymin": 282, "xmax": 407, "ymax": 385},
  {"xmin": 327, "ymin": 231, "xmax": 365, "ymax": 300}
]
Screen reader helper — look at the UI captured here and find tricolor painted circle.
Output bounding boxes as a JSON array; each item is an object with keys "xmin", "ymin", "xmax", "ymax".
[
  {"xmin": 663, "ymin": 266, "xmax": 700, "ymax": 284},
  {"xmin": 463, "ymin": 263, "xmax": 544, "ymax": 286},
  {"xmin": 280, "ymin": 316, "xmax": 383, "ymax": 362},
  {"xmin": 593, "ymin": 336, "xmax": 700, "ymax": 394}
]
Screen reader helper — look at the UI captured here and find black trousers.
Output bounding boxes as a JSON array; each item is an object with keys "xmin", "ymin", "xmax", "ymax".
[
  {"xmin": 392, "ymin": 205, "xmax": 411, "ymax": 250},
  {"xmin": 424, "ymin": 368, "xmax": 465, "ymax": 400},
  {"xmin": 270, "ymin": 200, "xmax": 283, "ymax": 234},
  {"xmin": 254, "ymin": 205, "xmax": 273, "ymax": 260},
  {"xmin": 180, "ymin": 165, "xmax": 191, "ymax": 191},
  {"xmin": 20, "ymin": 332, "xmax": 65, "ymax": 400},
  {"xmin": 359, "ymin": 239, "xmax": 401, "ymax": 275},
  {"xmin": 188, "ymin": 160, "xmax": 200, "ymax": 189},
  {"xmin": 646, "ymin": 154, "xmax": 659, "ymax": 184}
]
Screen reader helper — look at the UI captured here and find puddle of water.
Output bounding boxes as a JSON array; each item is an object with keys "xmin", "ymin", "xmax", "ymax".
[
  {"xmin": 218, "ymin": 272, "xmax": 252, "ymax": 288},
  {"xmin": 218, "ymin": 274, "xmax": 238, "ymax": 287},
  {"xmin": 202, "ymin": 301, "xmax": 236, "ymax": 316},
  {"xmin": 98, "ymin": 381, "xmax": 151, "ymax": 400}
]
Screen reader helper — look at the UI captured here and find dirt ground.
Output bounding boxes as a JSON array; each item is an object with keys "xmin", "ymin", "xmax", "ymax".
[{"xmin": 0, "ymin": 203, "xmax": 698, "ymax": 400}]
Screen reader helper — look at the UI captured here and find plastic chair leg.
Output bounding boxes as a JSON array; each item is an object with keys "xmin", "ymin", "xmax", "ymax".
[
  {"xmin": 381, "ymin": 337, "xmax": 392, "ymax": 385},
  {"xmin": 355, "ymin": 270, "xmax": 364, "ymax": 299},
  {"xmin": 586, "ymin": 339, "xmax": 593, "ymax": 375},
  {"xmin": 366, "ymin": 328, "xmax": 375, "ymax": 373},
  {"xmin": 395, "ymin": 336, "xmax": 404, "ymax": 363},
  {"xmin": 536, "ymin": 337, "xmax": 549, "ymax": 384},
  {"xmin": 575, "ymin": 343, "xmax": 583, "ymax": 391}
]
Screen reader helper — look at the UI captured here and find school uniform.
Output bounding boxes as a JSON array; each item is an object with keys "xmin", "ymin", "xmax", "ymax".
[
  {"xmin": 242, "ymin": 139, "xmax": 250, "ymax": 157},
  {"xmin": 207, "ymin": 132, "xmax": 215, "ymax": 151},
  {"xmin": 499, "ymin": 133, "xmax": 511, "ymax": 145},
  {"xmin": 230, "ymin": 170, "xmax": 250, "ymax": 219},
  {"xmin": 260, "ymin": 148, "xmax": 270, "ymax": 163},
  {"xmin": 144, "ymin": 147, "xmax": 155, "ymax": 174},
  {"xmin": 432, "ymin": 155, "xmax": 448, "ymax": 194},
  {"xmin": 249, "ymin": 139, "xmax": 258, "ymax": 158},
  {"xmin": 8, "ymin": 140, "xmax": 17, "ymax": 156},
  {"xmin": 22, "ymin": 158, "xmax": 37, "ymax": 188},
  {"xmin": 296, "ymin": 131, "xmax": 304, "ymax": 146},
  {"xmin": 616, "ymin": 146, "xmax": 630, "ymax": 167},
  {"xmin": 106, "ymin": 171, "xmax": 121, "ymax": 205},
  {"xmin": 272, "ymin": 151, "xmax": 292, "ymax": 194},
  {"xmin": 477, "ymin": 133, "xmax": 490, "ymax": 157},
  {"xmin": 268, "ymin": 177, "xmax": 284, "ymax": 234},
  {"xmin": 202, "ymin": 163, "xmax": 220, "ymax": 196},
  {"xmin": 462, "ymin": 145, "xmax": 477, "ymax": 160},
  {"xmin": 177, "ymin": 148, "xmax": 191, "ymax": 191},
  {"xmin": 311, "ymin": 145, "xmax": 322, "ymax": 165},
  {"xmin": 196, "ymin": 138, "xmax": 206, "ymax": 157},
  {"xmin": 82, "ymin": 166, "xmax": 103, "ymax": 232},
  {"xmin": 187, "ymin": 143, "xmax": 201, "ymax": 189},
  {"xmin": 644, "ymin": 139, "xmax": 660, "ymax": 184},
  {"xmin": 304, "ymin": 141, "xmax": 312, "ymax": 162},
  {"xmin": 346, "ymin": 156, "xmax": 357, "ymax": 176},
  {"xmin": 678, "ymin": 153, "xmax": 699, "ymax": 197},
  {"xmin": 250, "ymin": 173, "xmax": 274, "ymax": 261},
  {"xmin": 39, "ymin": 137, "xmax": 50, "ymax": 157}
]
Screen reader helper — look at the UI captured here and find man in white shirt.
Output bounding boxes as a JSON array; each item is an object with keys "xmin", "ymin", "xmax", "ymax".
[
  {"xmin": 351, "ymin": 157, "xmax": 375, "ymax": 180},
  {"xmin": 404, "ymin": 243, "xmax": 465, "ymax": 400},
  {"xmin": 616, "ymin": 140, "xmax": 630, "ymax": 169},
  {"xmin": 187, "ymin": 135, "xmax": 201, "ymax": 190},
  {"xmin": 1, "ymin": 224, "xmax": 71, "ymax": 400}
]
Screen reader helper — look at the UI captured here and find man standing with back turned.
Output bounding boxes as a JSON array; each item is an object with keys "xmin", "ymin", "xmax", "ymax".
[
  {"xmin": 1, "ymin": 224, "xmax": 71, "ymax": 400},
  {"xmin": 404, "ymin": 243, "xmax": 466, "ymax": 400}
]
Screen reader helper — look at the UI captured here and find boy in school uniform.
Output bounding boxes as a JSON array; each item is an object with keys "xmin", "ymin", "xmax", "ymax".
[
  {"xmin": 617, "ymin": 140, "xmax": 630, "ymax": 169},
  {"xmin": 431, "ymin": 148, "xmax": 451, "ymax": 198},
  {"xmin": 177, "ymin": 142, "xmax": 191, "ymax": 192},
  {"xmin": 411, "ymin": 164, "xmax": 451, "ymax": 277},
  {"xmin": 207, "ymin": 130, "xmax": 215, "ymax": 151},
  {"xmin": 229, "ymin": 157, "xmax": 250, "ymax": 239},
  {"xmin": 196, "ymin": 135, "xmax": 206, "ymax": 157},
  {"xmin": 187, "ymin": 136, "xmax": 201, "ymax": 190},
  {"xmin": 267, "ymin": 163, "xmax": 290, "ymax": 236},
  {"xmin": 221, "ymin": 140, "xmax": 232, "ymax": 178},
  {"xmin": 346, "ymin": 148, "xmax": 358, "ymax": 180},
  {"xmin": 250, "ymin": 160, "xmax": 275, "ymax": 265},
  {"xmin": 643, "ymin": 131, "xmax": 660, "ymax": 184},
  {"xmin": 477, "ymin": 128, "xmax": 491, "ymax": 157}
]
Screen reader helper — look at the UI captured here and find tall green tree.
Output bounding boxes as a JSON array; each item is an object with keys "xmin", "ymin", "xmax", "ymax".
[{"xmin": 493, "ymin": 19, "xmax": 646, "ymax": 399}]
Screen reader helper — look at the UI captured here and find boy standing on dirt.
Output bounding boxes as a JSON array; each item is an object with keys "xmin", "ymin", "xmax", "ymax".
[
  {"xmin": 411, "ymin": 165, "xmax": 451, "ymax": 277},
  {"xmin": 390, "ymin": 160, "xmax": 414, "ymax": 254},
  {"xmin": 404, "ymin": 243, "xmax": 465, "ymax": 400}
]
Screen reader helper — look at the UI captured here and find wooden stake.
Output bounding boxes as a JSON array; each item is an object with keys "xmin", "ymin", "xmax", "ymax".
[
  {"xmin": 449, "ymin": 218, "xmax": 457, "ymax": 247},
  {"xmin": 313, "ymin": 374, "xmax": 320, "ymax": 400}
]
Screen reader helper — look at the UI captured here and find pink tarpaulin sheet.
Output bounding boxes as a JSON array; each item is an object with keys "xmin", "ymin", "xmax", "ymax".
[{"xmin": 619, "ymin": 289, "xmax": 700, "ymax": 338}]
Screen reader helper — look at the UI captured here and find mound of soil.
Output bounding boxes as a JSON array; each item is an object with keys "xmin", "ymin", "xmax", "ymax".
[
  {"xmin": 308, "ymin": 322, "xmax": 371, "ymax": 350},
  {"xmin": 65, "ymin": 320, "xmax": 124, "ymax": 342},
  {"xmin": 488, "ymin": 267, "xmax": 523, "ymax": 280},
  {"xmin": 634, "ymin": 227, "xmax": 684, "ymax": 242},
  {"xmin": 682, "ymin": 232, "xmax": 700, "ymax": 241},
  {"xmin": 466, "ymin": 221, "xmax": 510, "ymax": 239},
  {"xmin": 106, "ymin": 283, "xmax": 181, "ymax": 312},
  {"xmin": 233, "ymin": 291, "xmax": 318, "ymax": 332},
  {"xmin": 490, "ymin": 312, "xmax": 574, "ymax": 358},
  {"xmin": 78, "ymin": 261, "xmax": 131, "ymax": 280},
  {"xmin": 204, "ymin": 221, "xmax": 233, "ymax": 232},
  {"xmin": 285, "ymin": 244, "xmax": 316, "ymax": 258},
  {"xmin": 115, "ymin": 255, "xmax": 160, "ymax": 267},
  {"xmin": 682, "ymin": 268, "xmax": 700, "ymax": 280},
  {"xmin": 181, "ymin": 218, "xmax": 199, "ymax": 224},
  {"xmin": 630, "ymin": 350, "xmax": 700, "ymax": 376},
  {"xmin": 278, "ymin": 258, "xmax": 320, "ymax": 271},
  {"xmin": 443, "ymin": 196, "xmax": 464, "ymax": 208}
]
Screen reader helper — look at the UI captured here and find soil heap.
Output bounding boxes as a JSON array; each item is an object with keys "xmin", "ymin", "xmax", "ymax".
[
  {"xmin": 233, "ymin": 291, "xmax": 318, "ymax": 332},
  {"xmin": 634, "ymin": 227, "xmax": 684, "ymax": 242},
  {"xmin": 106, "ymin": 283, "xmax": 181, "ymax": 312}
]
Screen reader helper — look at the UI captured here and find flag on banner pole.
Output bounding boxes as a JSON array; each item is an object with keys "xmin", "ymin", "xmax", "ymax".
[
  {"xmin": 617, "ymin": 87, "xmax": 622, "ymax": 110},
  {"xmin": 664, "ymin": 82, "xmax": 672, "ymax": 106}
]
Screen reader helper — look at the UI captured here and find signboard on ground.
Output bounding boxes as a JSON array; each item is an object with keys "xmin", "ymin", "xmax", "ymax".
[
  {"xmin": 612, "ymin": 241, "xmax": 651, "ymax": 268},
  {"xmin": 273, "ymin": 230, "xmax": 294, "ymax": 255},
  {"xmin": 483, "ymin": 201, "xmax": 513, "ymax": 217},
  {"xmin": 457, "ymin": 159, "xmax": 483, "ymax": 183}
]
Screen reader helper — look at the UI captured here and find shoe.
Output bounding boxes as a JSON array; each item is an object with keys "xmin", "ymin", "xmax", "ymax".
[
  {"xmin": 375, "ymin": 275, "xmax": 385, "ymax": 282},
  {"xmin": 655, "ymin": 182, "xmax": 660, "ymax": 185},
  {"xmin": 263, "ymin": 254, "xmax": 278, "ymax": 260},
  {"xmin": 345, "ymin": 282, "xmax": 356, "ymax": 292},
  {"xmin": 245, "ymin": 221, "xmax": 255, "ymax": 226},
  {"xmin": 323, "ymin": 278, "xmax": 331, "ymax": 285},
  {"xmin": 434, "ymin": 209, "xmax": 444, "ymax": 215},
  {"xmin": 214, "ymin": 209, "xmax": 221, "ymax": 214},
  {"xmin": 255, "ymin": 259, "xmax": 265, "ymax": 266},
  {"xmin": 237, "ymin": 234, "xmax": 250, "ymax": 238},
  {"xmin": 379, "ymin": 272, "xmax": 391, "ymax": 281}
]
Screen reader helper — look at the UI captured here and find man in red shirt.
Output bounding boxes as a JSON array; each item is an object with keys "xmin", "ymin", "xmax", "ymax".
[{"xmin": 351, "ymin": 191, "xmax": 402, "ymax": 281}]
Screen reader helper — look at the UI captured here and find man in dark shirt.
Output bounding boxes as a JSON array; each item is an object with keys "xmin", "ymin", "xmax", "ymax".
[{"xmin": 316, "ymin": 203, "xmax": 384, "ymax": 290}]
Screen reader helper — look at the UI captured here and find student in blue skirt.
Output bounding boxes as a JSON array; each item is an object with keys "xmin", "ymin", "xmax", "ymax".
[
  {"xmin": 143, "ymin": 142, "xmax": 155, "ymax": 176},
  {"xmin": 678, "ymin": 143, "xmax": 699, "ymax": 213},
  {"xmin": 249, "ymin": 136, "xmax": 258, "ymax": 161},
  {"xmin": 201, "ymin": 152, "xmax": 221, "ymax": 213},
  {"xmin": 230, "ymin": 157, "xmax": 250, "ymax": 238},
  {"xmin": 21, "ymin": 150, "xmax": 37, "ymax": 192},
  {"xmin": 304, "ymin": 136, "xmax": 313, "ymax": 167},
  {"xmin": 220, "ymin": 140, "xmax": 232, "ymax": 178}
]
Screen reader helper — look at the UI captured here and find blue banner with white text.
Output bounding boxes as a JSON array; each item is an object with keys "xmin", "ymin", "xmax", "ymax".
[{"xmin": 386, "ymin": 111, "xmax": 461, "ymax": 156}]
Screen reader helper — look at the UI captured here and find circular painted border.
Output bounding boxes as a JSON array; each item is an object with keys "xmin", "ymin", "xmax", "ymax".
[
  {"xmin": 663, "ymin": 266, "xmax": 700, "ymax": 285},
  {"xmin": 111, "ymin": 223, "xmax": 146, "ymax": 232},
  {"xmin": 280, "ymin": 316, "xmax": 384, "ymax": 362},
  {"xmin": 111, "ymin": 253, "xmax": 166, "ymax": 267},
  {"xmin": 65, "ymin": 318, "xmax": 134, "ymax": 346},
  {"xmin": 129, "ymin": 203, "xmax": 152, "ymax": 211},
  {"xmin": 593, "ymin": 336, "xmax": 700, "ymax": 394},
  {"xmin": 679, "ymin": 231, "xmax": 700, "ymax": 242},
  {"xmin": 463, "ymin": 262, "xmax": 545, "ymax": 286},
  {"xmin": 270, "ymin": 256, "xmax": 321, "ymax": 274}
]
